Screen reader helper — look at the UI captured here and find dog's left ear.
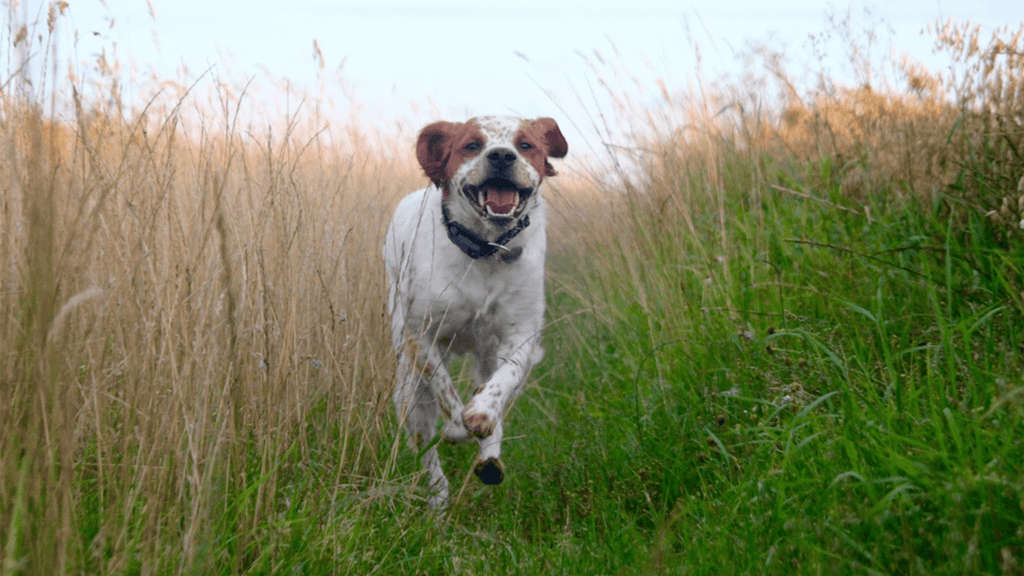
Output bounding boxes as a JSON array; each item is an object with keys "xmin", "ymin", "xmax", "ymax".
[
  {"xmin": 528, "ymin": 117, "xmax": 568, "ymax": 177},
  {"xmin": 535, "ymin": 117, "xmax": 568, "ymax": 158},
  {"xmin": 417, "ymin": 121, "xmax": 459, "ymax": 186}
]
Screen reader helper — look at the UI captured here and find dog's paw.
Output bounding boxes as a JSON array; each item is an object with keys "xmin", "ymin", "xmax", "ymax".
[
  {"xmin": 473, "ymin": 457, "xmax": 505, "ymax": 485},
  {"xmin": 427, "ymin": 492, "xmax": 449, "ymax": 509},
  {"xmin": 440, "ymin": 420, "xmax": 472, "ymax": 444},
  {"xmin": 425, "ymin": 474, "xmax": 450, "ymax": 509},
  {"xmin": 462, "ymin": 408, "xmax": 498, "ymax": 439}
]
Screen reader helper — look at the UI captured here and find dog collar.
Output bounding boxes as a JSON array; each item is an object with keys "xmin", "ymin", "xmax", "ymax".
[{"xmin": 441, "ymin": 203, "xmax": 529, "ymax": 263}]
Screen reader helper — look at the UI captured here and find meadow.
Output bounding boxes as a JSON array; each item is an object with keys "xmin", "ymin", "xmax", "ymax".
[{"xmin": 2, "ymin": 8, "xmax": 1023, "ymax": 575}]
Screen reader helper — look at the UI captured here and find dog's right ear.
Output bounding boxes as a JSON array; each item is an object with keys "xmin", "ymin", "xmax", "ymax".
[{"xmin": 416, "ymin": 121, "xmax": 459, "ymax": 187}]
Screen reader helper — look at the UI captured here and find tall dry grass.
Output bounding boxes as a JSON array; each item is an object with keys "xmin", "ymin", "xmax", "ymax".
[
  {"xmin": 551, "ymin": 14, "xmax": 1024, "ymax": 253},
  {"xmin": 544, "ymin": 13, "xmax": 1024, "ymax": 345},
  {"xmin": 1, "ymin": 6, "xmax": 426, "ymax": 572}
]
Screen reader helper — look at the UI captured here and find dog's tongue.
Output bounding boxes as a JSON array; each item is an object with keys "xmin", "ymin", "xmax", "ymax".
[{"xmin": 482, "ymin": 188, "xmax": 517, "ymax": 215}]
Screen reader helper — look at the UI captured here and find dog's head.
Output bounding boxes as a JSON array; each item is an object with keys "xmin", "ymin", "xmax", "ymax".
[{"xmin": 416, "ymin": 115, "xmax": 568, "ymax": 226}]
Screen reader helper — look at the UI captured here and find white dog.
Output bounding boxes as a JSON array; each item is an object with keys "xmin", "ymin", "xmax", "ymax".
[{"xmin": 383, "ymin": 115, "xmax": 567, "ymax": 507}]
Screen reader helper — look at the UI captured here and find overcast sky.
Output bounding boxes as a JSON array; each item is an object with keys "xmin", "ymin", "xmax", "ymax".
[{"xmin": 19, "ymin": 0, "xmax": 1024, "ymax": 157}]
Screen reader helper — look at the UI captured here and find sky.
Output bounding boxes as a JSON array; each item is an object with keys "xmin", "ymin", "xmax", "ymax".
[{"xmin": 15, "ymin": 0, "xmax": 1024, "ymax": 159}]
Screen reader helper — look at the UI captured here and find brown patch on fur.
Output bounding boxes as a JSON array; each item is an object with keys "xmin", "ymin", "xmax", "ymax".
[
  {"xmin": 403, "ymin": 333, "xmax": 435, "ymax": 380},
  {"xmin": 416, "ymin": 120, "xmax": 487, "ymax": 195},
  {"xmin": 464, "ymin": 412, "xmax": 496, "ymax": 438},
  {"xmin": 517, "ymin": 117, "xmax": 568, "ymax": 178}
]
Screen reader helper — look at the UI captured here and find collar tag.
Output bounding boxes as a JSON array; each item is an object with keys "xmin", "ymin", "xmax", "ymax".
[{"xmin": 499, "ymin": 246, "xmax": 523, "ymax": 263}]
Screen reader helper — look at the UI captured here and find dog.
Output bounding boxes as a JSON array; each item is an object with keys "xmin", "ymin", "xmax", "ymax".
[{"xmin": 383, "ymin": 115, "xmax": 568, "ymax": 507}]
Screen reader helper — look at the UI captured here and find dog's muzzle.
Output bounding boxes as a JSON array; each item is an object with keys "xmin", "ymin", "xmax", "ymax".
[
  {"xmin": 463, "ymin": 179, "xmax": 534, "ymax": 221},
  {"xmin": 461, "ymin": 147, "xmax": 535, "ymax": 222}
]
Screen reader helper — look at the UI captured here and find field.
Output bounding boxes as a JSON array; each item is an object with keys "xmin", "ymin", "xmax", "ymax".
[{"xmin": 2, "ymin": 8, "xmax": 1023, "ymax": 575}]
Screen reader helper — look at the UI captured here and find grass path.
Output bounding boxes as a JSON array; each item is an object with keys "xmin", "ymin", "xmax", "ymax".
[{"xmin": 265, "ymin": 158, "xmax": 1024, "ymax": 574}]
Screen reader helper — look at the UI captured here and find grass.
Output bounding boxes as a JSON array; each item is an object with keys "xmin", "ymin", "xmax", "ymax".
[
  {"xmin": 2, "ymin": 6, "xmax": 1023, "ymax": 575},
  {"xmin": 536, "ymin": 168, "xmax": 1024, "ymax": 574}
]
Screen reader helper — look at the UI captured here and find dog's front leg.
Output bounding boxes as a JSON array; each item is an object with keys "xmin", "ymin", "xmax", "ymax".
[
  {"xmin": 412, "ymin": 338, "xmax": 473, "ymax": 444},
  {"xmin": 393, "ymin": 339, "xmax": 474, "ymax": 508},
  {"xmin": 462, "ymin": 334, "xmax": 543, "ymax": 484}
]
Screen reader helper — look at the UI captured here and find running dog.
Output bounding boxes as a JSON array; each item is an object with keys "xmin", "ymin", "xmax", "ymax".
[{"xmin": 383, "ymin": 115, "xmax": 567, "ymax": 507}]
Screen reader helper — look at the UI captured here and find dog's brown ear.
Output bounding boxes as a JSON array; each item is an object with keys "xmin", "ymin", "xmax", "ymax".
[
  {"xmin": 416, "ymin": 121, "xmax": 459, "ymax": 186},
  {"xmin": 535, "ymin": 117, "xmax": 568, "ymax": 159},
  {"xmin": 529, "ymin": 117, "xmax": 567, "ymax": 177}
]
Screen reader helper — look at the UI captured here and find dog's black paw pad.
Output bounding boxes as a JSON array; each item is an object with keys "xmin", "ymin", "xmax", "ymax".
[{"xmin": 473, "ymin": 457, "xmax": 505, "ymax": 485}]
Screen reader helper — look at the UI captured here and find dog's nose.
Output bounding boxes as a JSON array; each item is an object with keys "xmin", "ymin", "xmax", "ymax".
[{"xmin": 487, "ymin": 148, "xmax": 517, "ymax": 170}]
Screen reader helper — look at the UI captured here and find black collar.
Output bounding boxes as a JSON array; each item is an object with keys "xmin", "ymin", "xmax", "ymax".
[{"xmin": 441, "ymin": 203, "xmax": 529, "ymax": 262}]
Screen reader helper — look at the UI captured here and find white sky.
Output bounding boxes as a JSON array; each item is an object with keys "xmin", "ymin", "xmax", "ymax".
[{"xmin": 14, "ymin": 0, "xmax": 1024, "ymax": 157}]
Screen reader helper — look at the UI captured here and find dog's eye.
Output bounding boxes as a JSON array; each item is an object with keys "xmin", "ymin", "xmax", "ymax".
[
  {"xmin": 517, "ymin": 141, "xmax": 533, "ymax": 151},
  {"xmin": 465, "ymin": 141, "xmax": 481, "ymax": 151}
]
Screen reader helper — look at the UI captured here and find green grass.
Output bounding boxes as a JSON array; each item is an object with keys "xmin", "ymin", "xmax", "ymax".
[
  {"xmin": 419, "ymin": 159, "xmax": 1022, "ymax": 575},
  {"xmin": 131, "ymin": 150, "xmax": 1022, "ymax": 576}
]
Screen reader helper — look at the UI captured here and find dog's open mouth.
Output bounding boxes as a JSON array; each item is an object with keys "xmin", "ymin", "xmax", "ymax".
[{"xmin": 464, "ymin": 179, "xmax": 533, "ymax": 220}]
